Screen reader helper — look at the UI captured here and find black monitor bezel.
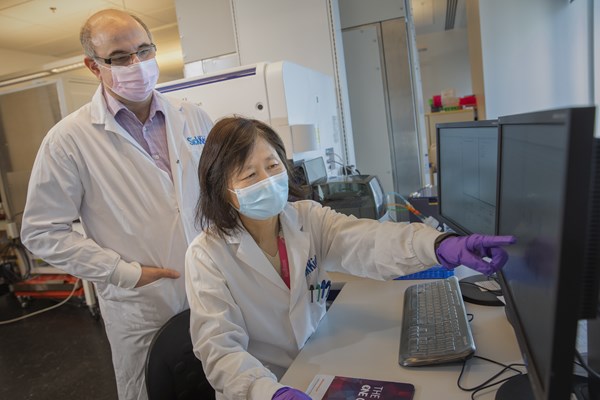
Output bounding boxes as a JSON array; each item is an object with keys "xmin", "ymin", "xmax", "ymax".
[
  {"xmin": 435, "ymin": 119, "xmax": 500, "ymax": 236},
  {"xmin": 495, "ymin": 106, "xmax": 598, "ymax": 400}
]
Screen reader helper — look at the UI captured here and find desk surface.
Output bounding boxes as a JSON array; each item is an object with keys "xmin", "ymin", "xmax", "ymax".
[{"xmin": 281, "ymin": 271, "xmax": 523, "ymax": 399}]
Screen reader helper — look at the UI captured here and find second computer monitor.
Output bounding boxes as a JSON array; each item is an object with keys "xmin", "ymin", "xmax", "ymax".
[{"xmin": 436, "ymin": 120, "xmax": 499, "ymax": 235}]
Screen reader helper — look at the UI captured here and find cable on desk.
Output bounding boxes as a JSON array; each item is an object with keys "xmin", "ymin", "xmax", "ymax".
[
  {"xmin": 457, "ymin": 310, "xmax": 526, "ymax": 398},
  {"xmin": 457, "ymin": 355, "xmax": 526, "ymax": 399},
  {"xmin": 0, "ymin": 278, "xmax": 81, "ymax": 325}
]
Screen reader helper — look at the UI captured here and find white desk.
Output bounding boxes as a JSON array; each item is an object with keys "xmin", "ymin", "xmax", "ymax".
[{"xmin": 281, "ymin": 272, "xmax": 523, "ymax": 399}]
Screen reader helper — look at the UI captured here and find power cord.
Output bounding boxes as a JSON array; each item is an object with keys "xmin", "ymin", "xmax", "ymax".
[
  {"xmin": 457, "ymin": 311, "xmax": 526, "ymax": 398},
  {"xmin": 457, "ymin": 355, "xmax": 526, "ymax": 399},
  {"xmin": 0, "ymin": 278, "xmax": 81, "ymax": 325}
]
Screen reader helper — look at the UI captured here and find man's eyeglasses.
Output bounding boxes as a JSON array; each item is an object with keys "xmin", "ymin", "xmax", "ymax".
[{"xmin": 94, "ymin": 44, "xmax": 157, "ymax": 67}]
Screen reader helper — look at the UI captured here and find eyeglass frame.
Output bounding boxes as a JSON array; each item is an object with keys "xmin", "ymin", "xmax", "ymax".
[{"xmin": 93, "ymin": 43, "xmax": 157, "ymax": 66}]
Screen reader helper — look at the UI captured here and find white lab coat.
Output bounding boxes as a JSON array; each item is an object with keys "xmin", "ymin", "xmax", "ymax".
[
  {"xmin": 21, "ymin": 87, "xmax": 213, "ymax": 400},
  {"xmin": 185, "ymin": 200, "xmax": 443, "ymax": 400}
]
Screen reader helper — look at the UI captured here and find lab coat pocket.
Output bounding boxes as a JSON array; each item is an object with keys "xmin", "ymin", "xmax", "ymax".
[
  {"xmin": 306, "ymin": 268, "xmax": 331, "ymax": 306},
  {"xmin": 124, "ymin": 277, "xmax": 184, "ymax": 329}
]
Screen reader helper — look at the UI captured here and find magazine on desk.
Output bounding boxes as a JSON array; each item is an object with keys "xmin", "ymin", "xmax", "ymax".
[{"xmin": 306, "ymin": 374, "xmax": 415, "ymax": 400}]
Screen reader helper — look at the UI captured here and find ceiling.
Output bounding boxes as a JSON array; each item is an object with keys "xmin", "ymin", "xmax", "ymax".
[
  {"xmin": 0, "ymin": 0, "xmax": 463, "ymax": 83},
  {"xmin": 412, "ymin": 0, "xmax": 466, "ymax": 35},
  {"xmin": 0, "ymin": 0, "xmax": 182, "ymax": 81}
]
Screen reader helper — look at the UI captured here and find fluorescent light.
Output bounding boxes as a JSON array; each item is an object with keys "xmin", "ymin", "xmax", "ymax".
[
  {"xmin": 42, "ymin": 55, "xmax": 85, "ymax": 71},
  {"xmin": 0, "ymin": 55, "xmax": 87, "ymax": 88},
  {"xmin": 50, "ymin": 62, "xmax": 85, "ymax": 74},
  {"xmin": 0, "ymin": 72, "xmax": 52, "ymax": 88}
]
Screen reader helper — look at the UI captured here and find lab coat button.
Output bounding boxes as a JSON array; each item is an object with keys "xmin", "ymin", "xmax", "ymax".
[{"xmin": 152, "ymin": 154, "xmax": 160, "ymax": 160}]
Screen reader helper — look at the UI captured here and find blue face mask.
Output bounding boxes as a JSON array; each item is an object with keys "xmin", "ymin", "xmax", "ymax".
[{"xmin": 230, "ymin": 170, "xmax": 289, "ymax": 220}]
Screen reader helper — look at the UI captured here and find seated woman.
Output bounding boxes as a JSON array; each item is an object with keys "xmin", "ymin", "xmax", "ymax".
[{"xmin": 185, "ymin": 117, "xmax": 515, "ymax": 400}]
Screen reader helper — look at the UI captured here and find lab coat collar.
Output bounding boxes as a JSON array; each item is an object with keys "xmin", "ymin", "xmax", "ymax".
[
  {"xmin": 90, "ymin": 86, "xmax": 181, "ymax": 137},
  {"xmin": 90, "ymin": 86, "xmax": 187, "ymax": 163},
  {"xmin": 225, "ymin": 204, "xmax": 311, "ymax": 298},
  {"xmin": 90, "ymin": 86, "xmax": 137, "ymax": 141}
]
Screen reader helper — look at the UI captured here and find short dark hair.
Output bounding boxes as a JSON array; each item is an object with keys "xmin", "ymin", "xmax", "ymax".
[{"xmin": 196, "ymin": 116, "xmax": 306, "ymax": 238}]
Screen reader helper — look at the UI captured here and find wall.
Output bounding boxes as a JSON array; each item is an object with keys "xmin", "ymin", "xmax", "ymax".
[
  {"xmin": 338, "ymin": 0, "xmax": 405, "ymax": 28},
  {"xmin": 175, "ymin": 0, "xmax": 236, "ymax": 64},
  {"xmin": 595, "ymin": 0, "xmax": 599, "ymax": 132},
  {"xmin": 0, "ymin": 49, "xmax": 58, "ymax": 78},
  {"xmin": 175, "ymin": 0, "xmax": 356, "ymax": 166},
  {"xmin": 417, "ymin": 28, "xmax": 472, "ymax": 111},
  {"xmin": 478, "ymin": 0, "xmax": 593, "ymax": 119}
]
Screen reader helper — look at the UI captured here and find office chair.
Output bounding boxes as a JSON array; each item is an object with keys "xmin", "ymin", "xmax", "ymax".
[{"xmin": 145, "ymin": 309, "xmax": 216, "ymax": 400}]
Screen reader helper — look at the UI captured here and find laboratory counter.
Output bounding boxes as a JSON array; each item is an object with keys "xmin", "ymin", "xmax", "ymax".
[{"xmin": 281, "ymin": 268, "xmax": 523, "ymax": 399}]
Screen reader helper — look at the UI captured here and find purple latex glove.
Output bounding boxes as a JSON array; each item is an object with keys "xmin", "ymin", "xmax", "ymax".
[
  {"xmin": 272, "ymin": 387, "xmax": 312, "ymax": 400},
  {"xmin": 436, "ymin": 234, "xmax": 516, "ymax": 275}
]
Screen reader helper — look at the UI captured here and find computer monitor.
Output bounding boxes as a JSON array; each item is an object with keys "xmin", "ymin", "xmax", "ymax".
[
  {"xmin": 436, "ymin": 120, "xmax": 503, "ymax": 306},
  {"xmin": 436, "ymin": 120, "xmax": 499, "ymax": 236},
  {"xmin": 304, "ymin": 157, "xmax": 328, "ymax": 185},
  {"xmin": 495, "ymin": 106, "xmax": 600, "ymax": 399}
]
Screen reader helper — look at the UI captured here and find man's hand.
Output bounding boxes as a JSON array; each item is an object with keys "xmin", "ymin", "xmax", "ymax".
[{"xmin": 134, "ymin": 265, "xmax": 180, "ymax": 288}]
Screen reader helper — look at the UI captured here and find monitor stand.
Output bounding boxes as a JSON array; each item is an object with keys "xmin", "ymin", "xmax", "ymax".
[
  {"xmin": 495, "ymin": 374, "xmax": 589, "ymax": 400},
  {"xmin": 459, "ymin": 274, "xmax": 504, "ymax": 307}
]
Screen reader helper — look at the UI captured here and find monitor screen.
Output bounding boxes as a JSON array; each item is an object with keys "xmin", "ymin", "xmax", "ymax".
[
  {"xmin": 436, "ymin": 121, "xmax": 499, "ymax": 235},
  {"xmin": 304, "ymin": 157, "xmax": 328, "ymax": 185},
  {"xmin": 496, "ymin": 106, "xmax": 599, "ymax": 399}
]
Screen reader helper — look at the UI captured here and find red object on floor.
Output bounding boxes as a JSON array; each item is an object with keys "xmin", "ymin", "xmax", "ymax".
[{"xmin": 11, "ymin": 274, "xmax": 83, "ymax": 299}]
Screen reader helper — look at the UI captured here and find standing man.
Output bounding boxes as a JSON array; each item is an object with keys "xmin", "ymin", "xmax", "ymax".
[{"xmin": 20, "ymin": 9, "xmax": 212, "ymax": 400}]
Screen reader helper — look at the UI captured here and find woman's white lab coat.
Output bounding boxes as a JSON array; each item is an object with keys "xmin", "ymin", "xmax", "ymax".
[
  {"xmin": 21, "ymin": 87, "xmax": 213, "ymax": 400},
  {"xmin": 185, "ymin": 200, "xmax": 443, "ymax": 400}
]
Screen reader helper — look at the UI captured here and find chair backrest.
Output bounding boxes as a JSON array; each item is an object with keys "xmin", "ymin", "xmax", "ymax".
[{"xmin": 145, "ymin": 309, "xmax": 215, "ymax": 400}]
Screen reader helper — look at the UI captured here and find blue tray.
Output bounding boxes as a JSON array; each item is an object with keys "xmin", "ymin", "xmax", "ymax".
[{"xmin": 395, "ymin": 265, "xmax": 454, "ymax": 280}]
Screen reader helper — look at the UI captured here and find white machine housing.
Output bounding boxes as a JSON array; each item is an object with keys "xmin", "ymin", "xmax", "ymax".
[{"xmin": 157, "ymin": 61, "xmax": 344, "ymax": 170}]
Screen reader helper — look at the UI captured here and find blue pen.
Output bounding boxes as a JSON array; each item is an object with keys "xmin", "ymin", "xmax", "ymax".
[
  {"xmin": 320, "ymin": 280, "xmax": 326, "ymax": 300},
  {"xmin": 309, "ymin": 284, "xmax": 314, "ymax": 302},
  {"xmin": 323, "ymin": 280, "xmax": 331, "ymax": 300}
]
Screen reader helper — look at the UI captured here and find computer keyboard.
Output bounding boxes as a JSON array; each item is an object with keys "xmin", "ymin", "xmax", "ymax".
[{"xmin": 399, "ymin": 276, "xmax": 476, "ymax": 366}]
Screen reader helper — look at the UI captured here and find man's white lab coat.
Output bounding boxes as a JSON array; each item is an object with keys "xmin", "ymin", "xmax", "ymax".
[
  {"xmin": 185, "ymin": 200, "xmax": 442, "ymax": 400},
  {"xmin": 21, "ymin": 87, "xmax": 213, "ymax": 400}
]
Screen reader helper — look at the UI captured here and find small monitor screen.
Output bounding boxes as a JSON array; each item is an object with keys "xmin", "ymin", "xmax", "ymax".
[
  {"xmin": 304, "ymin": 157, "xmax": 327, "ymax": 185},
  {"xmin": 437, "ymin": 122, "xmax": 498, "ymax": 235}
]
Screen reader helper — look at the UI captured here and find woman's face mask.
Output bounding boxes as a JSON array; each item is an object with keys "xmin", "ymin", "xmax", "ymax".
[
  {"xmin": 229, "ymin": 170, "xmax": 289, "ymax": 220},
  {"xmin": 99, "ymin": 58, "xmax": 159, "ymax": 102}
]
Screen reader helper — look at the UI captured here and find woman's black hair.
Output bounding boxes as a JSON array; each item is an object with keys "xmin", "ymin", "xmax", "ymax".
[{"xmin": 195, "ymin": 116, "xmax": 306, "ymax": 238}]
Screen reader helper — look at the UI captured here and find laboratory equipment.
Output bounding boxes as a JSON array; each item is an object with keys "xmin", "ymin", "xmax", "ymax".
[
  {"xmin": 407, "ymin": 186, "xmax": 440, "ymax": 226},
  {"xmin": 157, "ymin": 61, "xmax": 343, "ymax": 167},
  {"xmin": 311, "ymin": 175, "xmax": 385, "ymax": 220}
]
